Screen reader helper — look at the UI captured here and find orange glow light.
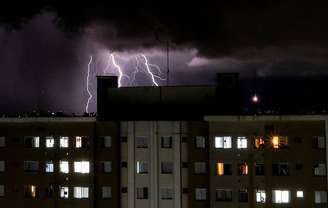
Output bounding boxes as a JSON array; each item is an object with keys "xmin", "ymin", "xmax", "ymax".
[{"xmin": 272, "ymin": 136, "xmax": 279, "ymax": 149}]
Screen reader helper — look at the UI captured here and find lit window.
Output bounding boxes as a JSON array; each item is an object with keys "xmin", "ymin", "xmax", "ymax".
[
  {"xmin": 0, "ymin": 136, "xmax": 5, "ymax": 147},
  {"xmin": 136, "ymin": 136, "xmax": 148, "ymax": 148},
  {"xmin": 215, "ymin": 136, "xmax": 232, "ymax": 149},
  {"xmin": 195, "ymin": 188, "xmax": 207, "ymax": 201},
  {"xmin": 102, "ymin": 186, "xmax": 112, "ymax": 198},
  {"xmin": 24, "ymin": 161, "xmax": 39, "ymax": 173},
  {"xmin": 46, "ymin": 136, "xmax": 55, "ymax": 148},
  {"xmin": 256, "ymin": 190, "xmax": 266, "ymax": 203},
  {"xmin": 313, "ymin": 136, "xmax": 325, "ymax": 149},
  {"xmin": 103, "ymin": 136, "xmax": 112, "ymax": 148},
  {"xmin": 160, "ymin": 187, "xmax": 174, "ymax": 199},
  {"xmin": 60, "ymin": 186, "xmax": 69, "ymax": 198},
  {"xmin": 0, "ymin": 161, "xmax": 5, "ymax": 172},
  {"xmin": 75, "ymin": 136, "xmax": 82, "ymax": 148},
  {"xmin": 45, "ymin": 161, "xmax": 54, "ymax": 173},
  {"xmin": 24, "ymin": 185, "xmax": 39, "ymax": 198},
  {"xmin": 0, "ymin": 185, "xmax": 4, "ymax": 197},
  {"xmin": 194, "ymin": 162, "xmax": 207, "ymax": 174},
  {"xmin": 314, "ymin": 163, "xmax": 326, "ymax": 176},
  {"xmin": 254, "ymin": 136, "xmax": 264, "ymax": 149},
  {"xmin": 296, "ymin": 190, "xmax": 304, "ymax": 198},
  {"xmin": 161, "ymin": 136, "xmax": 173, "ymax": 148},
  {"xmin": 237, "ymin": 137, "xmax": 247, "ymax": 149},
  {"xmin": 136, "ymin": 161, "xmax": 148, "ymax": 174},
  {"xmin": 161, "ymin": 161, "xmax": 173, "ymax": 174},
  {"xmin": 74, "ymin": 161, "xmax": 90, "ymax": 174},
  {"xmin": 239, "ymin": 189, "xmax": 248, "ymax": 202},
  {"xmin": 102, "ymin": 161, "xmax": 112, "ymax": 173},
  {"xmin": 272, "ymin": 163, "xmax": 289, "ymax": 176},
  {"xmin": 24, "ymin": 136, "xmax": 40, "ymax": 148},
  {"xmin": 272, "ymin": 190, "xmax": 290, "ymax": 203},
  {"xmin": 59, "ymin": 161, "xmax": 69, "ymax": 173},
  {"xmin": 216, "ymin": 162, "xmax": 232, "ymax": 175},
  {"xmin": 195, "ymin": 136, "xmax": 206, "ymax": 148},
  {"xmin": 60, "ymin": 137, "xmax": 69, "ymax": 148},
  {"xmin": 272, "ymin": 136, "xmax": 288, "ymax": 149},
  {"xmin": 74, "ymin": 187, "xmax": 89, "ymax": 199},
  {"xmin": 238, "ymin": 163, "xmax": 248, "ymax": 176},
  {"xmin": 136, "ymin": 187, "xmax": 148, "ymax": 199},
  {"xmin": 216, "ymin": 189, "xmax": 232, "ymax": 201},
  {"xmin": 315, "ymin": 191, "xmax": 327, "ymax": 203}
]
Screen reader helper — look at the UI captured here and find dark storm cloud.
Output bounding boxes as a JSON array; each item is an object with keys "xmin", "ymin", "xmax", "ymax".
[{"xmin": 1, "ymin": 1, "xmax": 328, "ymax": 58}]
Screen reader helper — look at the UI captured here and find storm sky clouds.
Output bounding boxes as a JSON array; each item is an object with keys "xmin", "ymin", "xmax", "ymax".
[{"xmin": 0, "ymin": 1, "xmax": 328, "ymax": 113}]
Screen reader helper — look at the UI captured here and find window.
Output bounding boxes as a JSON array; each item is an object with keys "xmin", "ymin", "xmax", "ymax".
[
  {"xmin": 239, "ymin": 189, "xmax": 248, "ymax": 202},
  {"xmin": 160, "ymin": 187, "xmax": 174, "ymax": 199},
  {"xmin": 182, "ymin": 162, "xmax": 188, "ymax": 168},
  {"xmin": 0, "ymin": 185, "xmax": 4, "ymax": 197},
  {"xmin": 0, "ymin": 161, "xmax": 5, "ymax": 172},
  {"xmin": 216, "ymin": 189, "xmax": 232, "ymax": 201},
  {"xmin": 59, "ymin": 161, "xmax": 69, "ymax": 173},
  {"xmin": 75, "ymin": 136, "xmax": 88, "ymax": 148},
  {"xmin": 215, "ymin": 136, "xmax": 232, "ymax": 149},
  {"xmin": 254, "ymin": 136, "xmax": 264, "ymax": 149},
  {"xmin": 237, "ymin": 137, "xmax": 247, "ymax": 149},
  {"xmin": 0, "ymin": 136, "xmax": 5, "ymax": 147},
  {"xmin": 74, "ymin": 161, "xmax": 90, "ymax": 174},
  {"xmin": 24, "ymin": 136, "xmax": 40, "ymax": 148},
  {"xmin": 102, "ymin": 186, "xmax": 112, "ymax": 199},
  {"xmin": 161, "ymin": 161, "xmax": 173, "ymax": 174},
  {"xmin": 238, "ymin": 163, "xmax": 248, "ymax": 176},
  {"xmin": 313, "ymin": 136, "xmax": 325, "ymax": 149},
  {"xmin": 136, "ymin": 136, "xmax": 148, "ymax": 148},
  {"xmin": 136, "ymin": 187, "xmax": 148, "ymax": 199},
  {"xmin": 195, "ymin": 136, "xmax": 206, "ymax": 148},
  {"xmin": 136, "ymin": 161, "xmax": 148, "ymax": 174},
  {"xmin": 102, "ymin": 161, "xmax": 112, "ymax": 173},
  {"xmin": 296, "ymin": 190, "xmax": 304, "ymax": 198},
  {"xmin": 24, "ymin": 185, "xmax": 39, "ymax": 198},
  {"xmin": 256, "ymin": 190, "xmax": 266, "ymax": 203},
  {"xmin": 121, "ymin": 161, "xmax": 127, "ymax": 168},
  {"xmin": 315, "ymin": 191, "xmax": 327, "ymax": 203},
  {"xmin": 121, "ymin": 187, "xmax": 127, "ymax": 193},
  {"xmin": 45, "ymin": 185, "xmax": 54, "ymax": 198},
  {"xmin": 60, "ymin": 186, "xmax": 69, "ymax": 198},
  {"xmin": 194, "ymin": 162, "xmax": 207, "ymax": 174},
  {"xmin": 272, "ymin": 136, "xmax": 288, "ymax": 149},
  {"xmin": 195, "ymin": 188, "xmax": 207, "ymax": 201},
  {"xmin": 121, "ymin": 136, "xmax": 127, "ymax": 143},
  {"xmin": 103, "ymin": 136, "xmax": 112, "ymax": 148},
  {"xmin": 272, "ymin": 163, "xmax": 289, "ymax": 176},
  {"xmin": 161, "ymin": 136, "xmax": 173, "ymax": 148},
  {"xmin": 216, "ymin": 162, "xmax": 232, "ymax": 175},
  {"xmin": 45, "ymin": 136, "xmax": 55, "ymax": 148},
  {"xmin": 74, "ymin": 187, "xmax": 89, "ymax": 199},
  {"xmin": 24, "ymin": 161, "xmax": 39, "ymax": 173},
  {"xmin": 255, "ymin": 162, "xmax": 264, "ymax": 175},
  {"xmin": 272, "ymin": 190, "xmax": 290, "ymax": 203},
  {"xmin": 60, "ymin": 136, "xmax": 69, "ymax": 148},
  {"xmin": 295, "ymin": 163, "xmax": 303, "ymax": 170},
  {"xmin": 314, "ymin": 163, "xmax": 326, "ymax": 176},
  {"xmin": 45, "ymin": 161, "xmax": 54, "ymax": 173}
]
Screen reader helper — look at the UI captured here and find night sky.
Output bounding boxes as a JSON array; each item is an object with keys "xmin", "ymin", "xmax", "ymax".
[{"xmin": 1, "ymin": 1, "xmax": 328, "ymax": 114}]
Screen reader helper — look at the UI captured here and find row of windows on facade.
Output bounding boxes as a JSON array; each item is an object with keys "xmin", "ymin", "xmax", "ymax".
[
  {"xmin": 0, "ymin": 185, "xmax": 112, "ymax": 199},
  {"xmin": 0, "ymin": 136, "xmax": 112, "ymax": 148},
  {"xmin": 0, "ymin": 160, "xmax": 325, "ymax": 176}
]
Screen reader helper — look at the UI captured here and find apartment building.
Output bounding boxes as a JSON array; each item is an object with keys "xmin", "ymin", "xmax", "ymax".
[{"xmin": 0, "ymin": 75, "xmax": 327, "ymax": 208}]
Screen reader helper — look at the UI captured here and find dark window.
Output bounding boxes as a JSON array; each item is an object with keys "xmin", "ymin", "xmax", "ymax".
[
  {"xmin": 161, "ymin": 136, "xmax": 173, "ymax": 148},
  {"xmin": 239, "ymin": 189, "xmax": 248, "ymax": 202},
  {"xmin": 255, "ymin": 163, "xmax": 265, "ymax": 175},
  {"xmin": 182, "ymin": 188, "xmax": 189, "ymax": 194},
  {"xmin": 161, "ymin": 162, "xmax": 173, "ymax": 174},
  {"xmin": 272, "ymin": 163, "xmax": 289, "ymax": 176},
  {"xmin": 216, "ymin": 189, "xmax": 232, "ymax": 201},
  {"xmin": 121, "ymin": 187, "xmax": 128, "ymax": 193},
  {"xmin": 182, "ymin": 136, "xmax": 188, "ymax": 143},
  {"xmin": 121, "ymin": 161, "xmax": 127, "ymax": 168},
  {"xmin": 121, "ymin": 137, "xmax": 127, "ymax": 143},
  {"xmin": 182, "ymin": 162, "xmax": 188, "ymax": 168},
  {"xmin": 45, "ymin": 185, "xmax": 54, "ymax": 198},
  {"xmin": 293, "ymin": 137, "xmax": 302, "ymax": 143},
  {"xmin": 295, "ymin": 163, "xmax": 303, "ymax": 170},
  {"xmin": 136, "ymin": 187, "xmax": 148, "ymax": 199},
  {"xmin": 224, "ymin": 164, "xmax": 232, "ymax": 175}
]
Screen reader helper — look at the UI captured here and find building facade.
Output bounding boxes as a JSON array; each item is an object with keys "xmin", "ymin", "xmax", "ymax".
[{"xmin": 0, "ymin": 116, "xmax": 327, "ymax": 208}]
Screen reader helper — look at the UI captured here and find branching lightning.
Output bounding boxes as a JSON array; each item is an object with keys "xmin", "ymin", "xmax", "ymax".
[
  {"xmin": 110, "ymin": 53, "xmax": 130, "ymax": 87},
  {"xmin": 85, "ymin": 55, "xmax": 93, "ymax": 113},
  {"xmin": 140, "ymin": 54, "xmax": 166, "ymax": 86}
]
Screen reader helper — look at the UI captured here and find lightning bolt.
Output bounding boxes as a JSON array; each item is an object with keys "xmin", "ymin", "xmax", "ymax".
[
  {"xmin": 110, "ymin": 53, "xmax": 130, "ymax": 87},
  {"xmin": 140, "ymin": 54, "xmax": 166, "ymax": 86},
  {"xmin": 85, "ymin": 55, "xmax": 93, "ymax": 113}
]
